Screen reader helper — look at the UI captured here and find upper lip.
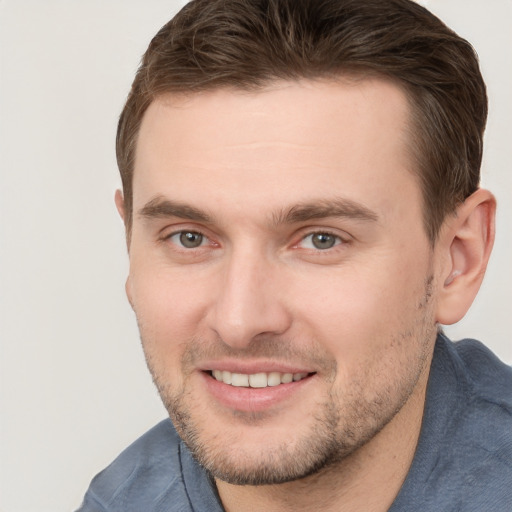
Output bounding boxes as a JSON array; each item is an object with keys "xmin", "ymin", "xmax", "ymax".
[{"xmin": 199, "ymin": 359, "xmax": 315, "ymax": 375}]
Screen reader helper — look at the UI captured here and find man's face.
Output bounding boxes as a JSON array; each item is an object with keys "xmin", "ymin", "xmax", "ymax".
[{"xmin": 127, "ymin": 79, "xmax": 439, "ymax": 485}]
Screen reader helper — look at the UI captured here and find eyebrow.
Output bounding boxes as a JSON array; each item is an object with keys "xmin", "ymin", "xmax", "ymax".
[
  {"xmin": 272, "ymin": 198, "xmax": 379, "ymax": 226},
  {"xmin": 138, "ymin": 196, "xmax": 212, "ymax": 223},
  {"xmin": 138, "ymin": 195, "xmax": 379, "ymax": 226}
]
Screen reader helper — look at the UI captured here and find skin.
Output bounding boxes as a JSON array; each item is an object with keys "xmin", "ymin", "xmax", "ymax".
[{"xmin": 116, "ymin": 78, "xmax": 495, "ymax": 512}]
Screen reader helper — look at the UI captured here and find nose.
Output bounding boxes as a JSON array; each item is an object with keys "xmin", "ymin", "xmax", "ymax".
[{"xmin": 206, "ymin": 249, "xmax": 292, "ymax": 349}]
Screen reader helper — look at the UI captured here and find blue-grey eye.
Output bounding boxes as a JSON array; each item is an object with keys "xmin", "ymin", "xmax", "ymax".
[
  {"xmin": 301, "ymin": 232, "xmax": 340, "ymax": 250},
  {"xmin": 173, "ymin": 231, "xmax": 205, "ymax": 248}
]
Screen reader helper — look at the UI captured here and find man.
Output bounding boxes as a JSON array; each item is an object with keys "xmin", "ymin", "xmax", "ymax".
[{"xmin": 77, "ymin": 0, "xmax": 512, "ymax": 510}]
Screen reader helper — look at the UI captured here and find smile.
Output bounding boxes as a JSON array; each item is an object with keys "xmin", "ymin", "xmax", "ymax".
[{"xmin": 210, "ymin": 370, "xmax": 311, "ymax": 388}]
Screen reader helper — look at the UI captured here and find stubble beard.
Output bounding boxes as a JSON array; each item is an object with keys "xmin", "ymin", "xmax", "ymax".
[
  {"xmin": 141, "ymin": 278, "xmax": 436, "ymax": 486},
  {"xmin": 166, "ymin": 385, "xmax": 350, "ymax": 485}
]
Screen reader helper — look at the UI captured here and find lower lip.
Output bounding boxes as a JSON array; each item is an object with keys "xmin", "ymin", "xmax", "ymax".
[{"xmin": 201, "ymin": 372, "xmax": 314, "ymax": 413}]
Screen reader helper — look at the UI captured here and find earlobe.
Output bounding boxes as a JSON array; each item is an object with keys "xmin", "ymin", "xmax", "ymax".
[{"xmin": 436, "ymin": 189, "xmax": 496, "ymax": 325}]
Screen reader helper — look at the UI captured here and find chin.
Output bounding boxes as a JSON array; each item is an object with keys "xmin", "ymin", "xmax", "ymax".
[{"xmin": 163, "ymin": 384, "xmax": 384, "ymax": 487}]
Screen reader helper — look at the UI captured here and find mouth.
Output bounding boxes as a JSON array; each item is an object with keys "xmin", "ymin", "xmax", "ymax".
[
  {"xmin": 200, "ymin": 367, "xmax": 316, "ymax": 412},
  {"xmin": 207, "ymin": 370, "xmax": 314, "ymax": 388}
]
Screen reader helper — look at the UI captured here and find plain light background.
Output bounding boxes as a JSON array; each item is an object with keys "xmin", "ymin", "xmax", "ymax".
[{"xmin": 0, "ymin": 1, "xmax": 510, "ymax": 511}]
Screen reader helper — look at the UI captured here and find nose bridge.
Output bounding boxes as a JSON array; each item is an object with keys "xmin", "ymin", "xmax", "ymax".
[{"xmin": 209, "ymin": 244, "xmax": 290, "ymax": 348}]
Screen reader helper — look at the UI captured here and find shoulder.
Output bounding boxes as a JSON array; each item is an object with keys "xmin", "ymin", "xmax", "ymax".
[
  {"xmin": 437, "ymin": 336, "xmax": 512, "ymax": 461},
  {"xmin": 451, "ymin": 338, "xmax": 512, "ymax": 470},
  {"xmin": 76, "ymin": 419, "xmax": 193, "ymax": 512},
  {"xmin": 392, "ymin": 336, "xmax": 512, "ymax": 511},
  {"xmin": 453, "ymin": 337, "xmax": 512, "ymax": 410},
  {"xmin": 425, "ymin": 336, "xmax": 512, "ymax": 509}
]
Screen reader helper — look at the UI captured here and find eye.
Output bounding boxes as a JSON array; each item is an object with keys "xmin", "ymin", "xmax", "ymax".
[
  {"xmin": 169, "ymin": 231, "xmax": 207, "ymax": 249},
  {"xmin": 299, "ymin": 232, "xmax": 342, "ymax": 250}
]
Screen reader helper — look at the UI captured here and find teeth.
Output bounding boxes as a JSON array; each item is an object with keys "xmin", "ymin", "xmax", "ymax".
[
  {"xmin": 267, "ymin": 372, "xmax": 281, "ymax": 387},
  {"xmin": 281, "ymin": 373, "xmax": 293, "ymax": 384},
  {"xmin": 231, "ymin": 373, "xmax": 249, "ymax": 387},
  {"xmin": 211, "ymin": 370, "xmax": 309, "ymax": 388}
]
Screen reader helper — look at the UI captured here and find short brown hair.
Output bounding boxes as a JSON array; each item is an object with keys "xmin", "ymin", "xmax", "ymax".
[{"xmin": 116, "ymin": 0, "xmax": 487, "ymax": 244}]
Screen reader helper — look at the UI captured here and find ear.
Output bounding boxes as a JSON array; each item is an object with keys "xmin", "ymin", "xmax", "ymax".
[
  {"xmin": 115, "ymin": 190, "xmax": 135, "ymax": 307},
  {"xmin": 125, "ymin": 276, "xmax": 135, "ymax": 311},
  {"xmin": 114, "ymin": 189, "xmax": 126, "ymax": 222},
  {"xmin": 436, "ymin": 188, "xmax": 496, "ymax": 325},
  {"xmin": 115, "ymin": 189, "xmax": 133, "ymax": 252}
]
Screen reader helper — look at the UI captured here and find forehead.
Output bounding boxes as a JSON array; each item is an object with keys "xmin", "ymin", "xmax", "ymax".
[
  {"xmin": 133, "ymin": 78, "xmax": 419, "ymax": 223},
  {"xmin": 136, "ymin": 78, "xmax": 411, "ymax": 159}
]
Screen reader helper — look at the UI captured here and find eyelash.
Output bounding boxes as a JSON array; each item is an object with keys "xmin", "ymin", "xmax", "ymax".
[
  {"xmin": 163, "ymin": 229, "xmax": 348, "ymax": 252},
  {"xmin": 164, "ymin": 230, "xmax": 212, "ymax": 249},
  {"xmin": 296, "ymin": 231, "xmax": 346, "ymax": 251}
]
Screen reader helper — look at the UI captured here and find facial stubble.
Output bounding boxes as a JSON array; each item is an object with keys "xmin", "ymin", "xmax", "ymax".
[{"xmin": 140, "ymin": 277, "xmax": 436, "ymax": 486}]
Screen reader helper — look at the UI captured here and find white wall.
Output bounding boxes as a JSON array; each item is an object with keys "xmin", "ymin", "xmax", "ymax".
[{"xmin": 0, "ymin": 1, "xmax": 510, "ymax": 511}]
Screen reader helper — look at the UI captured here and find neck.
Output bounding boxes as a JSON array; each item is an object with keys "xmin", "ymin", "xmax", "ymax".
[{"xmin": 216, "ymin": 360, "xmax": 430, "ymax": 512}]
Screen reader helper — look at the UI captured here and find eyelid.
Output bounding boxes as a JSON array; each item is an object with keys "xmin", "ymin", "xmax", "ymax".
[
  {"xmin": 158, "ymin": 224, "xmax": 351, "ymax": 252},
  {"xmin": 168, "ymin": 231, "xmax": 208, "ymax": 248},
  {"xmin": 160, "ymin": 225, "xmax": 218, "ymax": 249},
  {"xmin": 293, "ymin": 227, "xmax": 351, "ymax": 247},
  {"xmin": 300, "ymin": 232, "xmax": 341, "ymax": 250}
]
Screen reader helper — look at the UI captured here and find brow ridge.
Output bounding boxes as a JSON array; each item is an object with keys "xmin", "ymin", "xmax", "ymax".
[
  {"xmin": 273, "ymin": 198, "xmax": 379, "ymax": 225},
  {"xmin": 138, "ymin": 195, "xmax": 379, "ymax": 227},
  {"xmin": 138, "ymin": 196, "xmax": 211, "ymax": 222}
]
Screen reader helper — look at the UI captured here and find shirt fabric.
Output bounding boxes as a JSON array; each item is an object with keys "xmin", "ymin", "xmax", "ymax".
[{"xmin": 76, "ymin": 334, "xmax": 512, "ymax": 511}]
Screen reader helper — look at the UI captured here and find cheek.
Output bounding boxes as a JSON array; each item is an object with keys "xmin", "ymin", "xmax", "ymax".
[
  {"xmin": 130, "ymin": 261, "xmax": 209, "ymax": 325},
  {"xmin": 128, "ymin": 267, "xmax": 213, "ymax": 379},
  {"xmin": 291, "ymin": 254, "xmax": 431, "ymax": 365}
]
